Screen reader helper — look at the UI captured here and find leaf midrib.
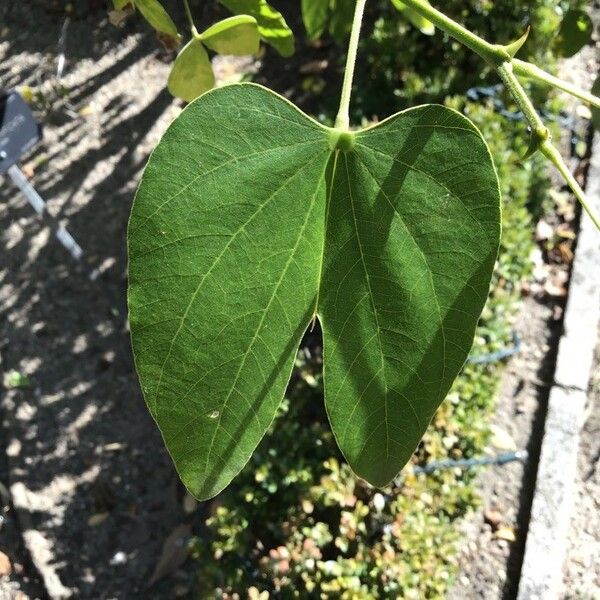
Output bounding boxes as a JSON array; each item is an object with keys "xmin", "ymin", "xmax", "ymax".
[
  {"xmin": 342, "ymin": 153, "xmax": 391, "ymax": 461},
  {"xmin": 313, "ymin": 150, "xmax": 339, "ymax": 321},
  {"xmin": 201, "ymin": 152, "xmax": 331, "ymax": 488}
]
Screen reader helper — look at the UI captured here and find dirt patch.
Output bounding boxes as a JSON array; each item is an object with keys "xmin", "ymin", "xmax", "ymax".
[
  {"xmin": 0, "ymin": 430, "xmax": 45, "ymax": 600},
  {"xmin": 1, "ymin": 6, "xmax": 200, "ymax": 598},
  {"xmin": 447, "ymin": 292, "xmax": 563, "ymax": 600}
]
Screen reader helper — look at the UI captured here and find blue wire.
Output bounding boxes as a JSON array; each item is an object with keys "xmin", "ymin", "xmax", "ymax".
[
  {"xmin": 412, "ymin": 450, "xmax": 528, "ymax": 475},
  {"xmin": 467, "ymin": 331, "xmax": 522, "ymax": 365}
]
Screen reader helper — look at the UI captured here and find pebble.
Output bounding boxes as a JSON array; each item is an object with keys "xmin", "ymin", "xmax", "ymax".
[
  {"xmin": 0, "ymin": 551, "xmax": 11, "ymax": 576},
  {"xmin": 109, "ymin": 551, "xmax": 127, "ymax": 566}
]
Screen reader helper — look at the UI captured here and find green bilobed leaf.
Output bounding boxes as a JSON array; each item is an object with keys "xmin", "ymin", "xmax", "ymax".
[
  {"xmin": 167, "ymin": 40, "xmax": 215, "ymax": 102},
  {"xmin": 302, "ymin": 0, "xmax": 330, "ymax": 40},
  {"xmin": 219, "ymin": 0, "xmax": 294, "ymax": 56},
  {"xmin": 392, "ymin": 0, "xmax": 435, "ymax": 35},
  {"xmin": 199, "ymin": 15, "xmax": 260, "ymax": 55},
  {"xmin": 555, "ymin": 9, "xmax": 593, "ymax": 57},
  {"xmin": 128, "ymin": 84, "xmax": 501, "ymax": 500},
  {"xmin": 134, "ymin": 0, "xmax": 179, "ymax": 39}
]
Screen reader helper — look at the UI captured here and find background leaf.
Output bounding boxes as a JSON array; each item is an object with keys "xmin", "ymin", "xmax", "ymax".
[
  {"xmin": 328, "ymin": 0, "xmax": 356, "ymax": 42},
  {"xmin": 167, "ymin": 39, "xmax": 215, "ymax": 102},
  {"xmin": 555, "ymin": 8, "xmax": 592, "ymax": 57},
  {"xmin": 218, "ymin": 0, "xmax": 294, "ymax": 56},
  {"xmin": 134, "ymin": 0, "xmax": 179, "ymax": 39},
  {"xmin": 199, "ymin": 15, "xmax": 260, "ymax": 55},
  {"xmin": 301, "ymin": 0, "xmax": 330, "ymax": 40}
]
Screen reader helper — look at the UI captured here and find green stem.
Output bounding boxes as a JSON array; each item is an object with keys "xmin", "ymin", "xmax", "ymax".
[
  {"xmin": 398, "ymin": 2, "xmax": 599, "ymax": 231},
  {"xmin": 396, "ymin": 0, "xmax": 509, "ymax": 65},
  {"xmin": 541, "ymin": 142, "xmax": 600, "ymax": 230},
  {"xmin": 182, "ymin": 0, "xmax": 198, "ymax": 35},
  {"xmin": 513, "ymin": 59, "xmax": 600, "ymax": 110},
  {"xmin": 335, "ymin": 0, "xmax": 367, "ymax": 130},
  {"xmin": 497, "ymin": 62, "xmax": 600, "ymax": 228},
  {"xmin": 497, "ymin": 62, "xmax": 547, "ymax": 138}
]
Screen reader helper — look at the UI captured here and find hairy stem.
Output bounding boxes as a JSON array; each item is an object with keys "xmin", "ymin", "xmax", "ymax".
[
  {"xmin": 397, "ymin": 0, "xmax": 508, "ymax": 65},
  {"xmin": 497, "ymin": 62, "xmax": 600, "ymax": 227},
  {"xmin": 335, "ymin": 0, "xmax": 367, "ymax": 130},
  {"xmin": 541, "ymin": 142, "xmax": 600, "ymax": 230},
  {"xmin": 513, "ymin": 59, "xmax": 600, "ymax": 109},
  {"xmin": 182, "ymin": 0, "xmax": 198, "ymax": 35},
  {"xmin": 497, "ymin": 62, "xmax": 547, "ymax": 138},
  {"xmin": 398, "ymin": 0, "xmax": 600, "ymax": 231}
]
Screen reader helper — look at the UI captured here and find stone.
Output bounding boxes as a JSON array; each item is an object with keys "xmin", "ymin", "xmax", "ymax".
[
  {"xmin": 517, "ymin": 387, "xmax": 587, "ymax": 599},
  {"xmin": 0, "ymin": 550, "xmax": 12, "ymax": 576}
]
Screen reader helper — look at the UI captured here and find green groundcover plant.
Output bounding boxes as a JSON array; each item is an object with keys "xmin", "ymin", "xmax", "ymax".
[{"xmin": 126, "ymin": 0, "xmax": 599, "ymax": 503}]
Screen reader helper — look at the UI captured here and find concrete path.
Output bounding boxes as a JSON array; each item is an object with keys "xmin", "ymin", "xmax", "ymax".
[{"xmin": 517, "ymin": 133, "xmax": 600, "ymax": 600}]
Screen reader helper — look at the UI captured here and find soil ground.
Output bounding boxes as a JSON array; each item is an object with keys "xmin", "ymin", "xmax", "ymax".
[
  {"xmin": 1, "ymin": 6, "xmax": 195, "ymax": 598},
  {"xmin": 448, "ymin": 294, "xmax": 564, "ymax": 600}
]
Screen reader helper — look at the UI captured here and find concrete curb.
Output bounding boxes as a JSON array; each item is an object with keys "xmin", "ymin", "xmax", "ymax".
[{"xmin": 517, "ymin": 134, "xmax": 600, "ymax": 600}]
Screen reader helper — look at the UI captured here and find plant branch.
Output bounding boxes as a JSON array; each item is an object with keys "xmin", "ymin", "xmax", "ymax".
[
  {"xmin": 498, "ymin": 62, "xmax": 600, "ymax": 227},
  {"xmin": 335, "ymin": 0, "xmax": 367, "ymax": 130},
  {"xmin": 513, "ymin": 59, "xmax": 600, "ymax": 109},
  {"xmin": 397, "ymin": 0, "xmax": 509, "ymax": 65},
  {"xmin": 182, "ymin": 0, "xmax": 197, "ymax": 35},
  {"xmin": 398, "ymin": 0, "xmax": 600, "ymax": 231},
  {"xmin": 401, "ymin": 0, "xmax": 600, "ymax": 108},
  {"xmin": 541, "ymin": 141, "xmax": 600, "ymax": 230},
  {"xmin": 496, "ymin": 62, "xmax": 547, "ymax": 139}
]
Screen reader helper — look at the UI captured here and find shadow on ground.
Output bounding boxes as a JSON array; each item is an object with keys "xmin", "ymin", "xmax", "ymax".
[{"xmin": 0, "ymin": 4, "xmax": 201, "ymax": 598}]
